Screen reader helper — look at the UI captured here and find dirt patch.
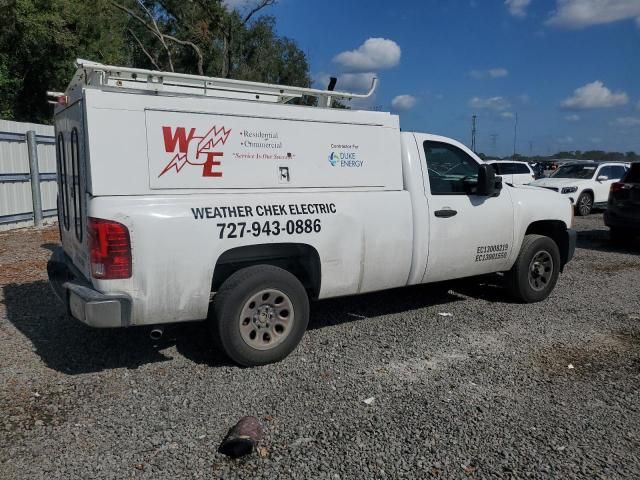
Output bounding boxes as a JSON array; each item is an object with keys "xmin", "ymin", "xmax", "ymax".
[
  {"xmin": 535, "ymin": 330, "xmax": 640, "ymax": 378},
  {"xmin": 1, "ymin": 378, "xmax": 70, "ymax": 442},
  {"xmin": 0, "ymin": 226, "xmax": 59, "ymax": 284},
  {"xmin": 589, "ymin": 261, "xmax": 640, "ymax": 274}
]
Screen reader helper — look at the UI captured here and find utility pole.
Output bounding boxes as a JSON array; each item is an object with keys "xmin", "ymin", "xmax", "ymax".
[
  {"xmin": 471, "ymin": 115, "xmax": 477, "ymax": 153},
  {"xmin": 513, "ymin": 112, "xmax": 518, "ymax": 158},
  {"xmin": 529, "ymin": 141, "xmax": 533, "ymax": 156}
]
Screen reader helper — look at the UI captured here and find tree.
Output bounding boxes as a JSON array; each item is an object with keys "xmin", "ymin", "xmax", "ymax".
[
  {"xmin": 0, "ymin": 0, "xmax": 130, "ymax": 122},
  {"xmin": 0, "ymin": 0, "xmax": 311, "ymax": 123}
]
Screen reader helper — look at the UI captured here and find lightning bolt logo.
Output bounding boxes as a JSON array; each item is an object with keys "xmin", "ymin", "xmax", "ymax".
[
  {"xmin": 158, "ymin": 153, "xmax": 189, "ymax": 177},
  {"xmin": 158, "ymin": 125, "xmax": 232, "ymax": 178},
  {"xmin": 197, "ymin": 126, "xmax": 232, "ymax": 153}
]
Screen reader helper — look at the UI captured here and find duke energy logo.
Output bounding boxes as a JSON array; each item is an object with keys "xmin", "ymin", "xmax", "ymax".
[{"xmin": 327, "ymin": 151, "xmax": 364, "ymax": 168}]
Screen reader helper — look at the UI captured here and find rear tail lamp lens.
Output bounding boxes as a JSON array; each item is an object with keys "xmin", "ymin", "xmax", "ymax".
[
  {"xmin": 88, "ymin": 217, "xmax": 132, "ymax": 279},
  {"xmin": 610, "ymin": 182, "xmax": 624, "ymax": 193}
]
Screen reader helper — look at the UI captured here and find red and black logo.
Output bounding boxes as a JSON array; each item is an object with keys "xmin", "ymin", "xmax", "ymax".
[{"xmin": 159, "ymin": 126, "xmax": 232, "ymax": 178}]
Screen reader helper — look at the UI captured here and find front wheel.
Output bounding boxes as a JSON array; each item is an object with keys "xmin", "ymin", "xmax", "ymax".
[
  {"xmin": 575, "ymin": 192, "xmax": 593, "ymax": 216},
  {"xmin": 211, "ymin": 265, "xmax": 309, "ymax": 367},
  {"xmin": 505, "ymin": 234, "xmax": 561, "ymax": 303}
]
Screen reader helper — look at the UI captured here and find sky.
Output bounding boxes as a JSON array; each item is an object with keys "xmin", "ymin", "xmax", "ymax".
[{"xmin": 225, "ymin": 0, "xmax": 640, "ymax": 157}]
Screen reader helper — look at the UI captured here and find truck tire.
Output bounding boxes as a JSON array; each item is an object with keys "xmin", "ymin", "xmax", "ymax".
[
  {"xmin": 575, "ymin": 191, "xmax": 593, "ymax": 216},
  {"xmin": 505, "ymin": 234, "xmax": 560, "ymax": 303},
  {"xmin": 211, "ymin": 265, "xmax": 309, "ymax": 367}
]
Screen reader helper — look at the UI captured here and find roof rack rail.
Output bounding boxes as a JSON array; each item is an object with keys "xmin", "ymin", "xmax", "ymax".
[{"xmin": 73, "ymin": 59, "xmax": 377, "ymax": 108}]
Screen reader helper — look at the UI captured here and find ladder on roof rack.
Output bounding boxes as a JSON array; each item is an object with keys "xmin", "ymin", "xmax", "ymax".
[{"xmin": 74, "ymin": 59, "xmax": 377, "ymax": 107}]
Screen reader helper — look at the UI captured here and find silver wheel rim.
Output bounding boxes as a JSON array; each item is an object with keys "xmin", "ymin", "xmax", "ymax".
[
  {"xmin": 239, "ymin": 289, "xmax": 294, "ymax": 351},
  {"xmin": 578, "ymin": 195, "xmax": 592, "ymax": 215},
  {"xmin": 528, "ymin": 251, "xmax": 554, "ymax": 292}
]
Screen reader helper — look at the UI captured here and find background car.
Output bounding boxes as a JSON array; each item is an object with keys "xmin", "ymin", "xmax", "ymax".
[
  {"xmin": 485, "ymin": 160, "xmax": 536, "ymax": 185},
  {"xmin": 530, "ymin": 161, "xmax": 629, "ymax": 215},
  {"xmin": 604, "ymin": 162, "xmax": 640, "ymax": 241},
  {"xmin": 528, "ymin": 162, "xmax": 545, "ymax": 179}
]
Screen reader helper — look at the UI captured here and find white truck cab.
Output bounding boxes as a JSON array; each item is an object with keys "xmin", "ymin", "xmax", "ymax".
[{"xmin": 48, "ymin": 60, "xmax": 576, "ymax": 366}]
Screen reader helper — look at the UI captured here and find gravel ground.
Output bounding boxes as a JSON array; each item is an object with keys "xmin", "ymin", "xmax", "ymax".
[{"xmin": 1, "ymin": 214, "xmax": 639, "ymax": 479}]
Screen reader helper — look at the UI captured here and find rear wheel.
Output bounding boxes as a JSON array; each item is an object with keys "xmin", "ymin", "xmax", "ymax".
[
  {"xmin": 505, "ymin": 234, "xmax": 561, "ymax": 303},
  {"xmin": 575, "ymin": 192, "xmax": 593, "ymax": 216},
  {"xmin": 211, "ymin": 265, "xmax": 309, "ymax": 367}
]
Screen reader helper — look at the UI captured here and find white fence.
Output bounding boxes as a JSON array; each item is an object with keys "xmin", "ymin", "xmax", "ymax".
[{"xmin": 0, "ymin": 119, "xmax": 58, "ymax": 231}]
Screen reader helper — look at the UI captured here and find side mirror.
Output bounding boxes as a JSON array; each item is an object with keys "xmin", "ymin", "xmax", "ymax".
[
  {"xmin": 597, "ymin": 175, "xmax": 608, "ymax": 182},
  {"xmin": 477, "ymin": 164, "xmax": 502, "ymax": 197}
]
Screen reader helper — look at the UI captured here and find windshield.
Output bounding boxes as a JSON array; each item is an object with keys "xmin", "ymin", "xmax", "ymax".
[{"xmin": 551, "ymin": 164, "xmax": 596, "ymax": 179}]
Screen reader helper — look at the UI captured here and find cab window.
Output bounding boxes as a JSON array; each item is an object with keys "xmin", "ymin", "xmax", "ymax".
[{"xmin": 424, "ymin": 141, "xmax": 479, "ymax": 195}]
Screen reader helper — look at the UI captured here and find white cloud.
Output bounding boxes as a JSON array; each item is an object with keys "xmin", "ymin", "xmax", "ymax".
[
  {"xmin": 561, "ymin": 81, "xmax": 629, "ymax": 109},
  {"xmin": 391, "ymin": 94, "xmax": 417, "ymax": 111},
  {"xmin": 314, "ymin": 72, "xmax": 377, "ymax": 94},
  {"xmin": 470, "ymin": 68, "xmax": 509, "ymax": 79},
  {"xmin": 546, "ymin": 0, "xmax": 640, "ymax": 29},
  {"xmin": 222, "ymin": 0, "xmax": 264, "ymax": 12},
  {"xmin": 613, "ymin": 117, "xmax": 640, "ymax": 127},
  {"xmin": 505, "ymin": 0, "xmax": 532, "ymax": 17},
  {"xmin": 333, "ymin": 38, "xmax": 401, "ymax": 72},
  {"xmin": 557, "ymin": 136, "xmax": 574, "ymax": 144},
  {"xmin": 469, "ymin": 96, "xmax": 511, "ymax": 111},
  {"xmin": 500, "ymin": 111, "xmax": 515, "ymax": 118},
  {"xmin": 518, "ymin": 94, "xmax": 531, "ymax": 104},
  {"xmin": 565, "ymin": 114, "xmax": 581, "ymax": 121}
]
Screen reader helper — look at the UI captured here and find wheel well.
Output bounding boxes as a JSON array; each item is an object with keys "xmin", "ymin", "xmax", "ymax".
[
  {"xmin": 579, "ymin": 189, "xmax": 593, "ymax": 198},
  {"xmin": 525, "ymin": 220, "xmax": 570, "ymax": 269},
  {"xmin": 212, "ymin": 243, "xmax": 321, "ymax": 299}
]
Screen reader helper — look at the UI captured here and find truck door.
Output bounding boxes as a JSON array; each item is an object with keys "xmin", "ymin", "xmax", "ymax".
[
  {"xmin": 594, "ymin": 165, "xmax": 625, "ymax": 204},
  {"xmin": 55, "ymin": 101, "xmax": 90, "ymax": 277},
  {"xmin": 417, "ymin": 137, "xmax": 514, "ymax": 283}
]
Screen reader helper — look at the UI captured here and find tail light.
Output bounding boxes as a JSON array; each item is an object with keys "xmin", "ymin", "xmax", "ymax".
[
  {"xmin": 610, "ymin": 182, "xmax": 624, "ymax": 194},
  {"xmin": 88, "ymin": 217, "xmax": 132, "ymax": 279}
]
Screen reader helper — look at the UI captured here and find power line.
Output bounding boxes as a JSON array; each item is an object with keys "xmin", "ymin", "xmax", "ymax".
[
  {"xmin": 471, "ymin": 114, "xmax": 477, "ymax": 153},
  {"xmin": 513, "ymin": 112, "xmax": 518, "ymax": 158}
]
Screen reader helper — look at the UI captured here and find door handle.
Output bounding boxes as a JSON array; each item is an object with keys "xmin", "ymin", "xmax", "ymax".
[{"xmin": 434, "ymin": 209, "xmax": 457, "ymax": 218}]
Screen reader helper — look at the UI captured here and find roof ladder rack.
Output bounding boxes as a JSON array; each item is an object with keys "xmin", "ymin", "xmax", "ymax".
[{"xmin": 74, "ymin": 59, "xmax": 377, "ymax": 108}]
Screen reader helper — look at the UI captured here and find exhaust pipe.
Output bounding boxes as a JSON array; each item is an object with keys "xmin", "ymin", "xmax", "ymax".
[{"xmin": 149, "ymin": 327, "xmax": 164, "ymax": 341}]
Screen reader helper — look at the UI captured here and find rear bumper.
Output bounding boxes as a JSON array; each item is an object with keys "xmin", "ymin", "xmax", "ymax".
[
  {"xmin": 47, "ymin": 248, "xmax": 131, "ymax": 328},
  {"xmin": 604, "ymin": 209, "xmax": 640, "ymax": 231}
]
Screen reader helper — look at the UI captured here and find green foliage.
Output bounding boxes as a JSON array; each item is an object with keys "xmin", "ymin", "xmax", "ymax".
[
  {"xmin": 504, "ymin": 150, "xmax": 639, "ymax": 163},
  {"xmin": 549, "ymin": 150, "xmax": 639, "ymax": 162},
  {"xmin": 0, "ymin": 0, "xmax": 131, "ymax": 123},
  {"xmin": 0, "ymin": 0, "xmax": 311, "ymax": 123}
]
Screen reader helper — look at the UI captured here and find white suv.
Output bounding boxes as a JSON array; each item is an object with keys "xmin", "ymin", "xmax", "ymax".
[
  {"xmin": 531, "ymin": 162, "xmax": 629, "ymax": 215},
  {"xmin": 485, "ymin": 160, "xmax": 536, "ymax": 185}
]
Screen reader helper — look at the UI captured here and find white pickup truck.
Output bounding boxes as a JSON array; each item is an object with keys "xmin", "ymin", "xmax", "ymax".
[{"xmin": 48, "ymin": 60, "xmax": 576, "ymax": 366}]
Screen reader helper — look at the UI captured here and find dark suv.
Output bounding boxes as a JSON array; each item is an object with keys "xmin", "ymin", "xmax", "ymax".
[{"xmin": 604, "ymin": 162, "xmax": 640, "ymax": 241}]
